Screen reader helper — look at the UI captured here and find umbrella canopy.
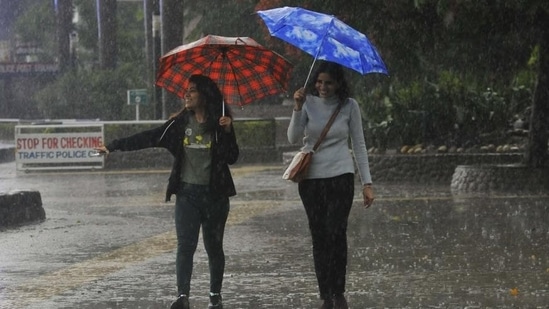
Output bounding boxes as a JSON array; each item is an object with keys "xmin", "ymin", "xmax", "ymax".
[
  {"xmin": 156, "ymin": 35, "xmax": 294, "ymax": 107},
  {"xmin": 257, "ymin": 6, "xmax": 388, "ymax": 83}
]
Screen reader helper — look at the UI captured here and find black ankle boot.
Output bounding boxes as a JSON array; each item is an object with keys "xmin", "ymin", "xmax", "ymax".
[
  {"xmin": 170, "ymin": 294, "xmax": 190, "ymax": 309},
  {"xmin": 208, "ymin": 292, "xmax": 223, "ymax": 309}
]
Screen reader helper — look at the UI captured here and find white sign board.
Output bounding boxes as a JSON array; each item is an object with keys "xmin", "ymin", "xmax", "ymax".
[{"xmin": 15, "ymin": 124, "xmax": 104, "ymax": 171}]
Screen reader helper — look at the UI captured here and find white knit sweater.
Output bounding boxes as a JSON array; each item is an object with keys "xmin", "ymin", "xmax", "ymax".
[{"xmin": 287, "ymin": 94, "xmax": 372, "ymax": 185}]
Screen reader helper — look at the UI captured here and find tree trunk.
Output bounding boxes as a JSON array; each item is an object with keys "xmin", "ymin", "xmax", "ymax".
[
  {"xmin": 524, "ymin": 8, "xmax": 549, "ymax": 168},
  {"xmin": 160, "ymin": 0, "xmax": 184, "ymax": 118},
  {"xmin": 161, "ymin": 0, "xmax": 184, "ymax": 53},
  {"xmin": 97, "ymin": 0, "xmax": 117, "ymax": 69},
  {"xmin": 57, "ymin": 0, "xmax": 73, "ymax": 72}
]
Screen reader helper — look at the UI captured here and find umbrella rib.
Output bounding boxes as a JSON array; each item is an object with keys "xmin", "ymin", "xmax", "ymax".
[
  {"xmin": 226, "ymin": 55, "xmax": 244, "ymax": 107},
  {"xmin": 303, "ymin": 18, "xmax": 333, "ymax": 87},
  {"xmin": 218, "ymin": 49, "xmax": 244, "ymax": 107}
]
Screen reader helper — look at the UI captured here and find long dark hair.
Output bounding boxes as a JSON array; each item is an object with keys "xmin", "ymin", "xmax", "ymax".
[
  {"xmin": 306, "ymin": 61, "xmax": 350, "ymax": 102},
  {"xmin": 170, "ymin": 74, "xmax": 231, "ymax": 133}
]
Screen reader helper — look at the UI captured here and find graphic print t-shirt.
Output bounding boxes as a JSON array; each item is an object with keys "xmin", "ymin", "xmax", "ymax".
[{"xmin": 181, "ymin": 117, "xmax": 212, "ymax": 185}]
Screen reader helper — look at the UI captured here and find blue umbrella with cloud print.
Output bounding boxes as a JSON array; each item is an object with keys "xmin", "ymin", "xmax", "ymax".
[{"xmin": 257, "ymin": 6, "xmax": 388, "ymax": 85}]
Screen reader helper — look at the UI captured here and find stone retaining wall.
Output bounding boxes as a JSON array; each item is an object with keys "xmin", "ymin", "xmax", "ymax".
[
  {"xmin": 107, "ymin": 151, "xmax": 524, "ymax": 185},
  {"xmin": 283, "ymin": 152, "xmax": 523, "ymax": 185},
  {"xmin": 368, "ymin": 153, "xmax": 523, "ymax": 184},
  {"xmin": 102, "ymin": 146, "xmax": 293, "ymax": 169},
  {"xmin": 451, "ymin": 164, "xmax": 549, "ymax": 194},
  {"xmin": 2, "ymin": 143, "xmax": 526, "ymax": 183}
]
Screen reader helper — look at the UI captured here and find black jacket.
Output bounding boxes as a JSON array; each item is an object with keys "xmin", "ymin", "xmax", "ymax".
[{"xmin": 106, "ymin": 111, "xmax": 239, "ymax": 201}]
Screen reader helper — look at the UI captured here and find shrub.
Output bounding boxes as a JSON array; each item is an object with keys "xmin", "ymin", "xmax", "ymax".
[
  {"xmin": 234, "ymin": 119, "xmax": 275, "ymax": 148},
  {"xmin": 358, "ymin": 70, "xmax": 534, "ymax": 151}
]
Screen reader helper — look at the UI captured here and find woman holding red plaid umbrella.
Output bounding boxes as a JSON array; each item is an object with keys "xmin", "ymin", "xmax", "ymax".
[{"xmin": 95, "ymin": 75, "xmax": 238, "ymax": 309}]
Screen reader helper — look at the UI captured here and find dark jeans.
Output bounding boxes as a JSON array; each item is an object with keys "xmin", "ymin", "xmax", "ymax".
[
  {"xmin": 174, "ymin": 183, "xmax": 230, "ymax": 296},
  {"xmin": 298, "ymin": 173, "xmax": 354, "ymax": 300}
]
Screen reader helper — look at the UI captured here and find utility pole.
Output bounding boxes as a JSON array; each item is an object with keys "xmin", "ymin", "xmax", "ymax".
[
  {"xmin": 144, "ymin": 0, "xmax": 156, "ymax": 118},
  {"xmin": 153, "ymin": 0, "xmax": 162, "ymax": 119}
]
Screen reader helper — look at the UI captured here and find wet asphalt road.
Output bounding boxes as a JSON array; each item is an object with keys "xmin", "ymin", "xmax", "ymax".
[{"xmin": 1, "ymin": 161, "xmax": 549, "ymax": 309}]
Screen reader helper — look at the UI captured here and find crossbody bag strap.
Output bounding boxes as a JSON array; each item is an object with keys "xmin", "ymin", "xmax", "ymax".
[{"xmin": 312, "ymin": 100, "xmax": 344, "ymax": 152}]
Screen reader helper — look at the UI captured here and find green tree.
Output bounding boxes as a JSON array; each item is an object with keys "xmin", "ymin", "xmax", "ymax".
[
  {"xmin": 13, "ymin": 1, "xmax": 57, "ymax": 63},
  {"xmin": 36, "ymin": 64, "xmax": 144, "ymax": 121},
  {"xmin": 7, "ymin": 0, "xmax": 548, "ymax": 159},
  {"xmin": 20, "ymin": 0, "xmax": 151, "ymax": 120},
  {"xmin": 415, "ymin": 0, "xmax": 548, "ymax": 166}
]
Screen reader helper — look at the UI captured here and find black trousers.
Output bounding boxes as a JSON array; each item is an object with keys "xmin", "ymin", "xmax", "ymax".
[
  {"xmin": 174, "ymin": 183, "xmax": 229, "ymax": 296},
  {"xmin": 298, "ymin": 173, "xmax": 354, "ymax": 300}
]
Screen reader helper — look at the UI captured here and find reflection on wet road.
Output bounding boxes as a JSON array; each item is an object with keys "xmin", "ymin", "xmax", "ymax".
[{"xmin": 1, "ymin": 162, "xmax": 548, "ymax": 308}]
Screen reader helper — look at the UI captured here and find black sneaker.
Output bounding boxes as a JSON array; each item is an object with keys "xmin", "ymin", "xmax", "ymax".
[
  {"xmin": 171, "ymin": 294, "xmax": 190, "ymax": 309},
  {"xmin": 208, "ymin": 292, "xmax": 223, "ymax": 309}
]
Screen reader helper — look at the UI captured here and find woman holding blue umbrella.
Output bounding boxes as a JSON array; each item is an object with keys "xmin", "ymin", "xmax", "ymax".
[{"xmin": 288, "ymin": 61, "xmax": 374, "ymax": 309}]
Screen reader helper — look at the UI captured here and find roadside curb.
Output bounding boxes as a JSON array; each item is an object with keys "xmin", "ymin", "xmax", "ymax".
[
  {"xmin": 0, "ymin": 146, "xmax": 14, "ymax": 163},
  {"xmin": 0, "ymin": 190, "xmax": 45, "ymax": 230}
]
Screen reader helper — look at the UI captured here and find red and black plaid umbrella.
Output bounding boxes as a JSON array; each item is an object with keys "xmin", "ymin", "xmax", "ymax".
[{"xmin": 155, "ymin": 35, "xmax": 294, "ymax": 108}]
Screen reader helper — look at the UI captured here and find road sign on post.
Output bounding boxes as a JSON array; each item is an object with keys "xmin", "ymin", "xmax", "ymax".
[
  {"xmin": 127, "ymin": 89, "xmax": 148, "ymax": 120},
  {"xmin": 127, "ymin": 89, "xmax": 148, "ymax": 105}
]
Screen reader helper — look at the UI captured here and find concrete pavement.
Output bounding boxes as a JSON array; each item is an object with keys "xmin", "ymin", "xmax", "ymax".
[{"xmin": 1, "ymin": 161, "xmax": 549, "ymax": 308}]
